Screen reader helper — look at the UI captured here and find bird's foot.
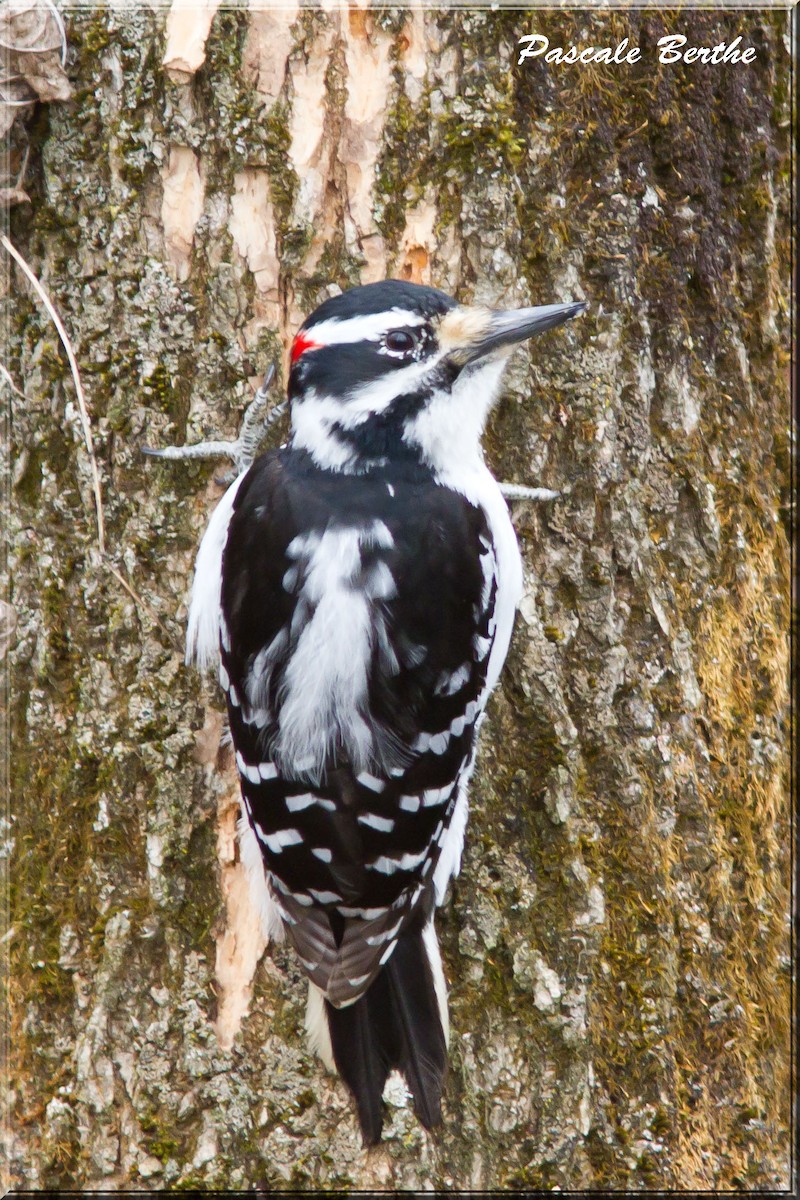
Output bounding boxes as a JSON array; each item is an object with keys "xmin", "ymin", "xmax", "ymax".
[
  {"xmin": 142, "ymin": 365, "xmax": 286, "ymax": 482},
  {"xmin": 499, "ymin": 483, "xmax": 561, "ymax": 502}
]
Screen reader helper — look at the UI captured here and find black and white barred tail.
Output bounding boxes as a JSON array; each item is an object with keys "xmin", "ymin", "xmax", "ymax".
[{"xmin": 306, "ymin": 915, "xmax": 449, "ymax": 1145}]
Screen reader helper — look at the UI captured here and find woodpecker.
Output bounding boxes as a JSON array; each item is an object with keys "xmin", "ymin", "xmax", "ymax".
[{"xmin": 171, "ymin": 280, "xmax": 583, "ymax": 1143}]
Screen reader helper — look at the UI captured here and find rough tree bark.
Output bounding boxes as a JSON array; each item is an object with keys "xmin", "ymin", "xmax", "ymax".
[{"xmin": 2, "ymin": 1, "xmax": 792, "ymax": 1190}]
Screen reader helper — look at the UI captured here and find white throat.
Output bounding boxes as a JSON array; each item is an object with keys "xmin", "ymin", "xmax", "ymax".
[{"xmin": 403, "ymin": 357, "xmax": 507, "ymax": 479}]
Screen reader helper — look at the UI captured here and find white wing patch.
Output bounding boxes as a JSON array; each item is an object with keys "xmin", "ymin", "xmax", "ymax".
[
  {"xmin": 256, "ymin": 827, "xmax": 303, "ymax": 853},
  {"xmin": 435, "ymin": 662, "xmax": 471, "ymax": 696},
  {"xmin": 358, "ymin": 812, "xmax": 395, "ymax": 833},
  {"xmin": 357, "ymin": 771, "xmax": 386, "ymax": 793},
  {"xmin": 369, "ymin": 848, "xmax": 428, "ymax": 875}
]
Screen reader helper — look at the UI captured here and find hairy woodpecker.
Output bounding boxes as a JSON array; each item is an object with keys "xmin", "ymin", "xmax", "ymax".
[{"xmin": 179, "ymin": 280, "xmax": 583, "ymax": 1143}]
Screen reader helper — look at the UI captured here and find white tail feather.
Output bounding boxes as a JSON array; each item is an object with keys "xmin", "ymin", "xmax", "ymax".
[
  {"xmin": 305, "ymin": 980, "xmax": 335, "ymax": 1071},
  {"xmin": 422, "ymin": 920, "xmax": 449, "ymax": 1045},
  {"xmin": 236, "ymin": 810, "xmax": 285, "ymax": 943}
]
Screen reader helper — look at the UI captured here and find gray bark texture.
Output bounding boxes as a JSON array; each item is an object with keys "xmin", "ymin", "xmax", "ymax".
[{"xmin": 2, "ymin": 1, "xmax": 793, "ymax": 1190}]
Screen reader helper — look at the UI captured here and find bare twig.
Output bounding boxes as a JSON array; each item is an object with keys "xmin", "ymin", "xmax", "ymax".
[
  {"xmin": 42, "ymin": 0, "xmax": 68, "ymax": 66},
  {"xmin": 1, "ymin": 235, "xmax": 186, "ymax": 654},
  {"xmin": 2, "ymin": 233, "xmax": 105, "ymax": 554},
  {"xmin": 0, "ymin": 90, "xmax": 35, "ymax": 108},
  {"xmin": 0, "ymin": 0, "xmax": 65, "ymax": 59},
  {"xmin": 15, "ymin": 138, "xmax": 30, "ymax": 189},
  {"xmin": 0, "ymin": 36, "xmax": 63, "ymax": 55},
  {"xmin": 0, "ymin": 361, "xmax": 28, "ymax": 400},
  {"xmin": 105, "ymin": 564, "xmax": 176, "ymax": 645}
]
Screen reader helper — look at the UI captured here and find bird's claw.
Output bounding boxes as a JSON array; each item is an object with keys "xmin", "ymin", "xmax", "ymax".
[
  {"xmin": 142, "ymin": 365, "xmax": 285, "ymax": 477},
  {"xmin": 499, "ymin": 483, "xmax": 562, "ymax": 502}
]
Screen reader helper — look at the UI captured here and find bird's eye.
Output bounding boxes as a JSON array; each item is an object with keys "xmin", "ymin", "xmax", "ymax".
[{"xmin": 384, "ymin": 330, "xmax": 418, "ymax": 355}]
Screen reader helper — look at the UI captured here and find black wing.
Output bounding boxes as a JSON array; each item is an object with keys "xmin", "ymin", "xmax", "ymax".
[{"xmin": 220, "ymin": 449, "xmax": 498, "ymax": 1004}]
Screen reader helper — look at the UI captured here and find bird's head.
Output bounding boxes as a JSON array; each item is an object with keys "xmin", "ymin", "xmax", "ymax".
[{"xmin": 287, "ymin": 280, "xmax": 584, "ymax": 478}]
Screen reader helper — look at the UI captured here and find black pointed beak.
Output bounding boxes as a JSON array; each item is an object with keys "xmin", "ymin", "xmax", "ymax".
[{"xmin": 466, "ymin": 300, "xmax": 586, "ymax": 363}]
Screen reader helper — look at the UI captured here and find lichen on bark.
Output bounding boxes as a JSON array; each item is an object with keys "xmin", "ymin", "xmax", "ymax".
[{"xmin": 2, "ymin": 2, "xmax": 792, "ymax": 1191}]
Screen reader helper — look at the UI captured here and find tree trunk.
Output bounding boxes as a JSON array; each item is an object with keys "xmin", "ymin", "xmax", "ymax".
[{"xmin": 3, "ymin": 2, "xmax": 792, "ymax": 1190}]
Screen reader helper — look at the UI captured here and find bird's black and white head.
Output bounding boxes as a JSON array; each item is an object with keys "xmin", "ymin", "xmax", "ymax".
[{"xmin": 288, "ymin": 280, "xmax": 584, "ymax": 479}]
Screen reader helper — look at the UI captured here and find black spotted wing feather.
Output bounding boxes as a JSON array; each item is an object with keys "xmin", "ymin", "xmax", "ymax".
[{"xmin": 220, "ymin": 449, "xmax": 498, "ymax": 1005}]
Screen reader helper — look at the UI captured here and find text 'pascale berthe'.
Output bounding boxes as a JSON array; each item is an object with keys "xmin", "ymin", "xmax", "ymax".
[{"xmin": 517, "ymin": 35, "xmax": 756, "ymax": 67}]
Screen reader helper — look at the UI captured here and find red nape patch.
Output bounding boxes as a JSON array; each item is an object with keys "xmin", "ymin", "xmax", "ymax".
[{"xmin": 290, "ymin": 331, "xmax": 322, "ymax": 363}]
